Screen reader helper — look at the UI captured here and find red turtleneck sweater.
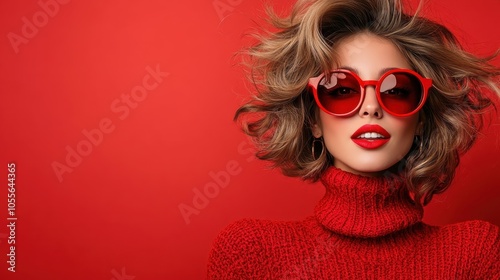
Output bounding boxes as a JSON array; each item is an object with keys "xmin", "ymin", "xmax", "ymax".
[{"xmin": 207, "ymin": 167, "xmax": 500, "ymax": 279}]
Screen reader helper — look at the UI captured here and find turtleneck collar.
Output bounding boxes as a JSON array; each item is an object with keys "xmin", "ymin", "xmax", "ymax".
[{"xmin": 314, "ymin": 166, "xmax": 423, "ymax": 238}]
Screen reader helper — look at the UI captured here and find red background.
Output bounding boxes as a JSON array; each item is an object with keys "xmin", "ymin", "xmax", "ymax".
[{"xmin": 0, "ymin": 0, "xmax": 499, "ymax": 279}]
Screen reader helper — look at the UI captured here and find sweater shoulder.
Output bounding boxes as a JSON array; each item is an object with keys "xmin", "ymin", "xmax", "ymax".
[
  {"xmin": 439, "ymin": 220, "xmax": 499, "ymax": 243},
  {"xmin": 207, "ymin": 218, "xmax": 306, "ymax": 279},
  {"xmin": 438, "ymin": 220, "xmax": 500, "ymax": 278},
  {"xmin": 211, "ymin": 218, "xmax": 305, "ymax": 246},
  {"xmin": 436, "ymin": 220, "xmax": 499, "ymax": 251}
]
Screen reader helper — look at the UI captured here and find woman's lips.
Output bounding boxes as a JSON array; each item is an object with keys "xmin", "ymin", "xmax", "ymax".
[{"xmin": 351, "ymin": 124, "xmax": 391, "ymax": 149}]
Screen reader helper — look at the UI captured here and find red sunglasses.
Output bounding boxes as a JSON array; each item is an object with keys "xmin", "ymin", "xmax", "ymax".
[{"xmin": 308, "ymin": 68, "xmax": 432, "ymax": 117}]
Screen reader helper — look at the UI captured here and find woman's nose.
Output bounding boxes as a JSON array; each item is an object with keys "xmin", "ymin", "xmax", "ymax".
[{"xmin": 358, "ymin": 86, "xmax": 383, "ymax": 118}]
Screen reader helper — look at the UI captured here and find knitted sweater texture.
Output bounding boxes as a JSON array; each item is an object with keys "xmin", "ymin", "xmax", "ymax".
[{"xmin": 207, "ymin": 167, "xmax": 500, "ymax": 279}]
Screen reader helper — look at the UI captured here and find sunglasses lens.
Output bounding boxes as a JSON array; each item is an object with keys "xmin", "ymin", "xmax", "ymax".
[
  {"xmin": 379, "ymin": 72, "xmax": 423, "ymax": 115},
  {"xmin": 317, "ymin": 71, "xmax": 361, "ymax": 115},
  {"xmin": 315, "ymin": 70, "xmax": 426, "ymax": 116}
]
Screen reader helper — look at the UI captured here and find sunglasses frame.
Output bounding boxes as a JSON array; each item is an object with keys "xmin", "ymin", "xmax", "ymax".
[{"xmin": 308, "ymin": 68, "xmax": 432, "ymax": 117}]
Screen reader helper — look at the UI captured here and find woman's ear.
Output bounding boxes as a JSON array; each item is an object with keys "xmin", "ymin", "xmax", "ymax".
[{"xmin": 311, "ymin": 123, "xmax": 323, "ymax": 138}]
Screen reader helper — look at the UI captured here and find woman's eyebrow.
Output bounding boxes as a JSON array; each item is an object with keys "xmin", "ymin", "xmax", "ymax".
[{"xmin": 379, "ymin": 67, "xmax": 398, "ymax": 75}]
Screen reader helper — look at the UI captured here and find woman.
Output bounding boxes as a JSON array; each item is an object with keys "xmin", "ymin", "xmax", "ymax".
[{"xmin": 207, "ymin": 0, "xmax": 500, "ymax": 278}]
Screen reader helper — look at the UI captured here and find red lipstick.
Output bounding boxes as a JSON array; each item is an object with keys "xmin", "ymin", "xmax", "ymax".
[{"xmin": 351, "ymin": 124, "xmax": 391, "ymax": 149}]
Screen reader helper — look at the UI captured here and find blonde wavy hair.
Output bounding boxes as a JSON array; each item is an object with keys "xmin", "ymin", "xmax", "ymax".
[{"xmin": 234, "ymin": 0, "xmax": 500, "ymax": 205}]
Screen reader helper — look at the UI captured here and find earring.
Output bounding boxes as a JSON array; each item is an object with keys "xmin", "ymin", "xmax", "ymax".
[{"xmin": 312, "ymin": 137, "xmax": 325, "ymax": 160}]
